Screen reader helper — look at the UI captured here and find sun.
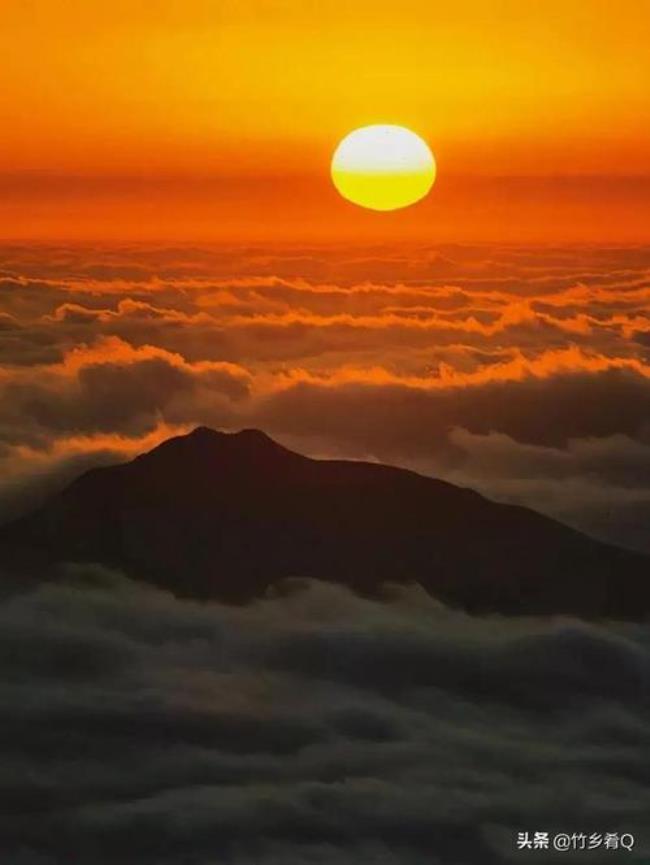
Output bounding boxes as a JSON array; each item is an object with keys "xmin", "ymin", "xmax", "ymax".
[{"xmin": 331, "ymin": 125, "xmax": 436, "ymax": 211}]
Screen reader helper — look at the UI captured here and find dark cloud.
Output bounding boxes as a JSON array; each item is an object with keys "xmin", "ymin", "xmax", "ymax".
[
  {"xmin": 255, "ymin": 370, "xmax": 650, "ymax": 451},
  {"xmin": 0, "ymin": 570, "xmax": 648, "ymax": 864},
  {"xmin": 0, "ymin": 343, "xmax": 248, "ymax": 445}
]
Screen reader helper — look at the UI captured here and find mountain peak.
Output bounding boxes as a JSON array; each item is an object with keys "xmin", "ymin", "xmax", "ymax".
[
  {"xmin": 146, "ymin": 425, "xmax": 282, "ymax": 452},
  {"xmin": 186, "ymin": 424, "xmax": 223, "ymax": 440},
  {"xmin": 130, "ymin": 425, "xmax": 297, "ymax": 475},
  {"xmin": 186, "ymin": 425, "xmax": 288, "ymax": 454},
  {"xmin": 185, "ymin": 425, "xmax": 275, "ymax": 444}
]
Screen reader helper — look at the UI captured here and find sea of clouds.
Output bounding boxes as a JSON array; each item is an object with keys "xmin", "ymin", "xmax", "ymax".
[
  {"xmin": 2, "ymin": 243, "xmax": 650, "ymax": 552},
  {"xmin": 1, "ymin": 568, "xmax": 649, "ymax": 864}
]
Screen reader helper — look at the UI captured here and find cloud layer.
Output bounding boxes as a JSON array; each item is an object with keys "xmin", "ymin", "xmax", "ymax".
[
  {"xmin": 2, "ymin": 243, "xmax": 650, "ymax": 549},
  {"xmin": 1, "ymin": 570, "xmax": 649, "ymax": 864}
]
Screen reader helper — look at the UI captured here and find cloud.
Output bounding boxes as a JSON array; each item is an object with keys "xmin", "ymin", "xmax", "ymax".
[
  {"xmin": 254, "ymin": 365, "xmax": 650, "ymax": 452},
  {"xmin": 0, "ymin": 336, "xmax": 249, "ymax": 444},
  {"xmin": 0, "ymin": 571, "xmax": 648, "ymax": 864},
  {"xmin": 3, "ymin": 242, "xmax": 650, "ymax": 553}
]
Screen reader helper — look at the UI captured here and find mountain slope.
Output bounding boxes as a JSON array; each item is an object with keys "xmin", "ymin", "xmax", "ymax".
[{"xmin": 1, "ymin": 426, "xmax": 648, "ymax": 617}]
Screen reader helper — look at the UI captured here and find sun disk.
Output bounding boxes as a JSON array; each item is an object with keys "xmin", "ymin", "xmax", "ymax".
[{"xmin": 331, "ymin": 125, "xmax": 436, "ymax": 211}]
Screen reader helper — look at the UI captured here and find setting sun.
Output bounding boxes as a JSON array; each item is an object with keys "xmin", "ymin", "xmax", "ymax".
[{"xmin": 331, "ymin": 125, "xmax": 436, "ymax": 211}]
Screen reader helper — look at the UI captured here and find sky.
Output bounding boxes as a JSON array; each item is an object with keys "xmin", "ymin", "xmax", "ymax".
[{"xmin": 2, "ymin": 0, "xmax": 650, "ymax": 240}]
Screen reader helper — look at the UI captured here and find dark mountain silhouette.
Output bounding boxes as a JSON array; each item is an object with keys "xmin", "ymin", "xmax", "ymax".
[{"xmin": 1, "ymin": 426, "xmax": 648, "ymax": 617}]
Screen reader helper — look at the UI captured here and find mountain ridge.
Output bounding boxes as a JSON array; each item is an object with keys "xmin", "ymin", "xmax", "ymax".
[{"xmin": 1, "ymin": 426, "xmax": 648, "ymax": 618}]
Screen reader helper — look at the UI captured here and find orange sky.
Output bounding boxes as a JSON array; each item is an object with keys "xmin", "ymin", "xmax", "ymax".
[{"xmin": 2, "ymin": 0, "xmax": 649, "ymax": 241}]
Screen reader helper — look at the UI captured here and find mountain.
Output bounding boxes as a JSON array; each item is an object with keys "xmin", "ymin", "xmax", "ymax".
[{"xmin": 0, "ymin": 426, "xmax": 648, "ymax": 617}]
